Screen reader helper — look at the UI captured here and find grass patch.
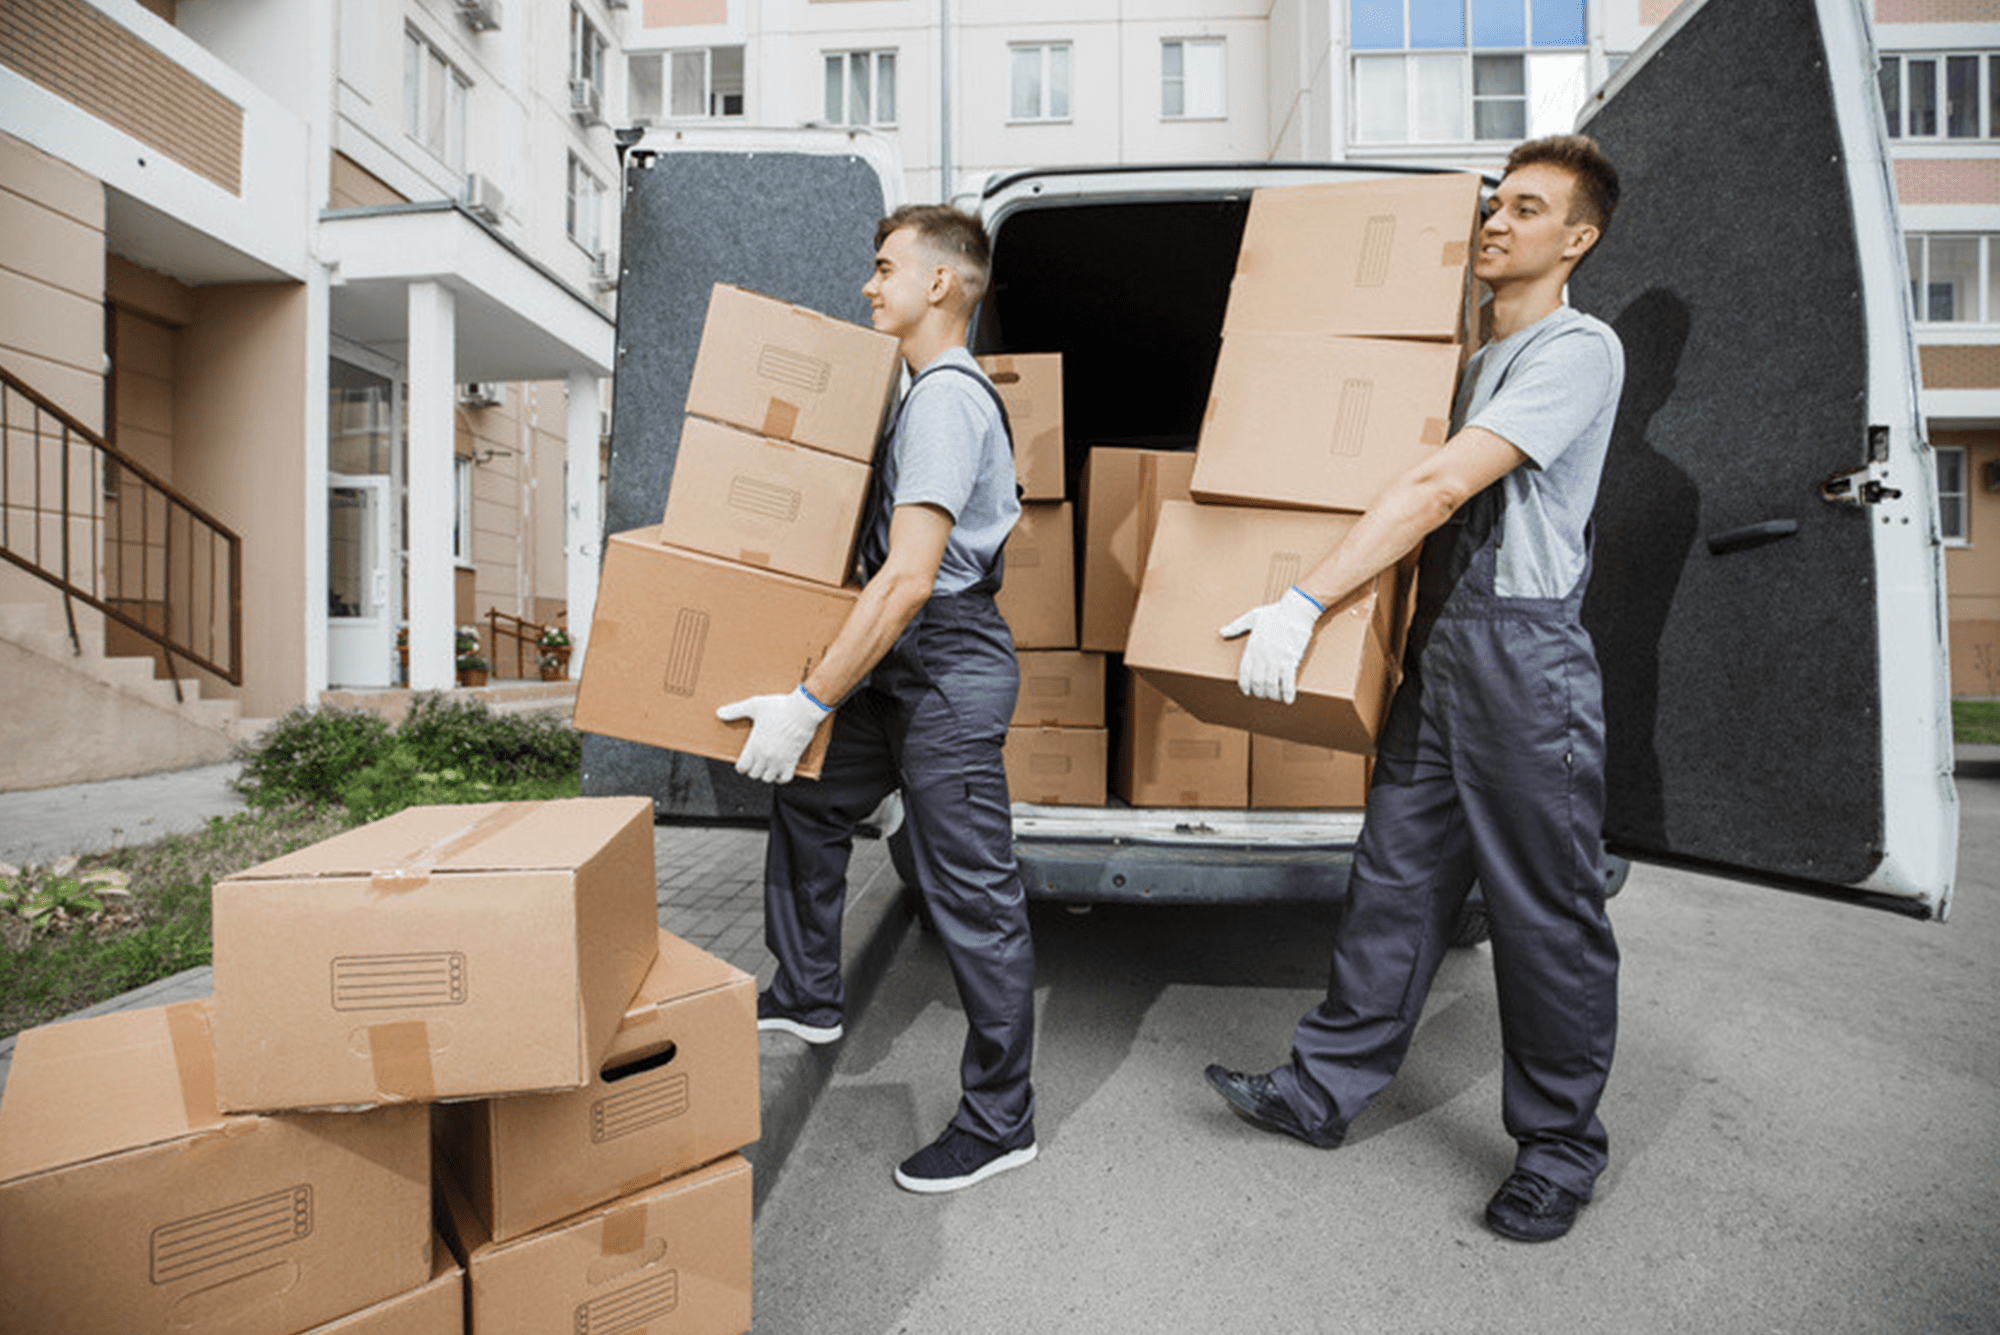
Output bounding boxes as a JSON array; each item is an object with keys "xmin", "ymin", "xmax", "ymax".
[
  {"xmin": 2, "ymin": 698, "xmax": 582, "ymax": 1040},
  {"xmin": 1955, "ymin": 700, "xmax": 2000, "ymax": 746}
]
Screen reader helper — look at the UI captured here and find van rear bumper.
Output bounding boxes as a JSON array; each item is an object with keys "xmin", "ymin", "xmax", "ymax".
[{"xmin": 1011, "ymin": 805, "xmax": 1363, "ymax": 906}]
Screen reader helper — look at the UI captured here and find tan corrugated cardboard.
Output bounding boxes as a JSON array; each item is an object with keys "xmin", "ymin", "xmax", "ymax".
[
  {"xmin": 1115, "ymin": 671, "xmax": 1251, "ymax": 808},
  {"xmin": 1004, "ymin": 726, "xmax": 1108, "ymax": 806},
  {"xmin": 1013, "ymin": 651, "xmax": 1107, "ymax": 728},
  {"xmin": 976, "ymin": 352, "xmax": 1065, "ymax": 500},
  {"xmin": 1078, "ymin": 448, "xmax": 1196, "ymax": 652},
  {"xmin": 994, "ymin": 501, "xmax": 1076, "ymax": 649},
  {"xmin": 661, "ymin": 416, "xmax": 871, "ymax": 586},
  {"xmin": 300, "ymin": 1234, "xmax": 463, "ymax": 1334},
  {"xmin": 1251, "ymin": 737, "xmax": 1372, "ymax": 810}
]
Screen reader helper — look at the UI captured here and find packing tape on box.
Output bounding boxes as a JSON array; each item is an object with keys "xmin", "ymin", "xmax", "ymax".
[
  {"xmin": 1442, "ymin": 240, "xmax": 1470, "ymax": 267},
  {"xmin": 368, "ymin": 1019, "xmax": 437, "ymax": 1101},
  {"xmin": 165, "ymin": 999, "xmax": 220, "ymax": 1128},
  {"xmin": 760, "ymin": 398, "xmax": 801, "ymax": 440},
  {"xmin": 1421, "ymin": 417, "xmax": 1448, "ymax": 447},
  {"xmin": 369, "ymin": 803, "xmax": 541, "ymax": 896},
  {"xmin": 601, "ymin": 1199, "xmax": 651, "ymax": 1257}
]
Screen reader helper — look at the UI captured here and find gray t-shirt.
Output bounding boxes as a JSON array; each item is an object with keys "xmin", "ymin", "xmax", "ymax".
[
  {"xmin": 1452, "ymin": 305, "xmax": 1625, "ymax": 600},
  {"xmin": 872, "ymin": 347, "xmax": 1020, "ymax": 596}
]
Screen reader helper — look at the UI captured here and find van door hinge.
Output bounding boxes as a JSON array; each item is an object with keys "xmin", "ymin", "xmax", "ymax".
[{"xmin": 1821, "ymin": 461, "xmax": 1902, "ymax": 508}]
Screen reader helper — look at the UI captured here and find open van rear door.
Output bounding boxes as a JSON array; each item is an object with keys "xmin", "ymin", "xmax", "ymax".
[{"xmin": 1571, "ymin": 0, "xmax": 1957, "ymax": 916}]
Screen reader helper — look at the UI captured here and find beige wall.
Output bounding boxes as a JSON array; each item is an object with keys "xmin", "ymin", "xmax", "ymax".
[
  {"xmin": 329, "ymin": 151, "xmax": 406, "ymax": 210},
  {"xmin": 1936, "ymin": 428, "xmax": 1999, "ymax": 698},
  {"xmin": 454, "ymin": 380, "xmax": 573, "ymax": 677},
  {"xmin": 174, "ymin": 282, "xmax": 309, "ymax": 718},
  {"xmin": 0, "ymin": 133, "xmax": 104, "ymax": 431}
]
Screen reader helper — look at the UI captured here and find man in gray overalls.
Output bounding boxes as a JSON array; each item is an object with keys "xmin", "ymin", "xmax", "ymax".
[
  {"xmin": 716, "ymin": 204, "xmax": 1037, "ymax": 1195},
  {"xmin": 1206, "ymin": 136, "xmax": 1625, "ymax": 1243}
]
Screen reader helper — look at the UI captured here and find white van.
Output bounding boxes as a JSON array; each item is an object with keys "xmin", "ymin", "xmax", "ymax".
[{"xmin": 584, "ymin": 0, "xmax": 1958, "ymax": 924}]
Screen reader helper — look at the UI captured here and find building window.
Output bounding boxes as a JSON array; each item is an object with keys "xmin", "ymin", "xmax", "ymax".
[
  {"xmin": 571, "ymin": 7, "xmax": 608, "ymax": 98},
  {"xmin": 1161, "ymin": 39, "xmax": 1225, "ymax": 119},
  {"xmin": 631, "ymin": 47, "xmax": 745, "ymax": 121},
  {"xmin": 1009, "ymin": 43, "xmax": 1071, "ymax": 122},
  {"xmin": 567, "ymin": 153, "xmax": 606, "ymax": 254},
  {"xmin": 1906, "ymin": 234, "xmax": 2000, "ymax": 325},
  {"xmin": 454, "ymin": 454, "xmax": 473, "ymax": 564},
  {"xmin": 824, "ymin": 50, "xmax": 897, "ymax": 126},
  {"xmin": 404, "ymin": 28, "xmax": 469, "ymax": 170},
  {"xmin": 1879, "ymin": 53, "xmax": 2000, "ymax": 140},
  {"xmin": 1350, "ymin": 0, "xmax": 1587, "ymax": 146},
  {"xmin": 1936, "ymin": 447, "xmax": 1968, "ymax": 544}
]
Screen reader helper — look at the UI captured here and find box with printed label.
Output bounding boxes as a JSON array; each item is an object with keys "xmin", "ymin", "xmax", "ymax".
[
  {"xmin": 300, "ymin": 1234, "xmax": 462, "ymax": 1334},
  {"xmin": 438, "ymin": 1154, "xmax": 752, "ymax": 1335},
  {"xmin": 435, "ymin": 930, "xmax": 759, "ymax": 1244},
  {"xmin": 1079, "ymin": 448, "xmax": 1195, "ymax": 652},
  {"xmin": 1223, "ymin": 174, "xmax": 1483, "ymax": 343},
  {"xmin": 994, "ymin": 501, "xmax": 1076, "ymax": 649},
  {"xmin": 1115, "ymin": 671, "xmax": 1251, "ymax": 808},
  {"xmin": 210, "ymin": 798, "xmax": 659, "ymax": 1113},
  {"xmin": 574, "ymin": 525, "xmax": 859, "ymax": 779},
  {"xmin": 0, "ymin": 1000, "xmax": 431, "ymax": 1335},
  {"xmin": 1125, "ymin": 502, "xmax": 1399, "ymax": 755},
  {"xmin": 1251, "ymin": 737, "xmax": 1372, "ymax": 810},
  {"xmin": 1191, "ymin": 335, "xmax": 1463, "ymax": 515},
  {"xmin": 661, "ymin": 416, "xmax": 871, "ymax": 586},
  {"xmin": 977, "ymin": 352, "xmax": 1064, "ymax": 500},
  {"xmin": 1013, "ymin": 650, "xmax": 1106, "ymax": 728},
  {"xmin": 1004, "ymin": 726, "xmax": 1108, "ymax": 806},
  {"xmin": 685, "ymin": 283, "xmax": 901, "ymax": 462}
]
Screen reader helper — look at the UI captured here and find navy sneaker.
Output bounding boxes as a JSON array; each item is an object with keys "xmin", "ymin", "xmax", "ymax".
[
  {"xmin": 1203, "ymin": 1065, "xmax": 1343, "ymax": 1149},
  {"xmin": 894, "ymin": 1125, "xmax": 1038, "ymax": 1194},
  {"xmin": 756, "ymin": 991, "xmax": 843, "ymax": 1045},
  {"xmin": 1483, "ymin": 1170, "xmax": 1586, "ymax": 1242}
]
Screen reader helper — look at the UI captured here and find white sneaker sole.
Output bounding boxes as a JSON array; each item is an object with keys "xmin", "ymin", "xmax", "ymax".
[
  {"xmin": 757, "ymin": 1015, "xmax": 844, "ymax": 1045},
  {"xmin": 894, "ymin": 1142, "xmax": 1038, "ymax": 1194}
]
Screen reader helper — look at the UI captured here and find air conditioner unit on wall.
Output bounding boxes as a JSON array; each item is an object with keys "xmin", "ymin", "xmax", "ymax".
[
  {"xmin": 570, "ymin": 79, "xmax": 605, "ymax": 127},
  {"xmin": 459, "ymin": 382, "xmax": 503, "ymax": 408},
  {"xmin": 455, "ymin": 0, "xmax": 502, "ymax": 31},
  {"xmin": 1984, "ymin": 458, "xmax": 2000, "ymax": 492},
  {"xmin": 603, "ymin": 0, "xmax": 628, "ymax": 9},
  {"xmin": 589, "ymin": 250, "xmax": 618, "ymax": 292},
  {"xmin": 461, "ymin": 172, "xmax": 504, "ymax": 224}
]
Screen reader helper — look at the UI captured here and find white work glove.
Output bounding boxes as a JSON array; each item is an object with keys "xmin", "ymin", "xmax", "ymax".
[
  {"xmin": 715, "ymin": 685, "xmax": 834, "ymax": 784},
  {"xmin": 1218, "ymin": 585, "xmax": 1325, "ymax": 704}
]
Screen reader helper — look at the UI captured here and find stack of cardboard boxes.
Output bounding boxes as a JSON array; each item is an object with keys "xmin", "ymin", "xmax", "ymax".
[
  {"xmin": 1123, "ymin": 172, "xmax": 1486, "ymax": 803},
  {"xmin": 575, "ymin": 284, "xmax": 902, "ymax": 780},
  {"xmin": 0, "ymin": 797, "xmax": 760, "ymax": 1335}
]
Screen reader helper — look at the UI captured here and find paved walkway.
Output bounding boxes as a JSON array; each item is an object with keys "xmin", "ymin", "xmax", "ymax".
[{"xmin": 0, "ymin": 763, "xmax": 910, "ymax": 1217}]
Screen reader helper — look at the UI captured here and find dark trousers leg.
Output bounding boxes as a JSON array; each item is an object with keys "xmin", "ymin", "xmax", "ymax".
[{"xmin": 763, "ymin": 694, "xmax": 899, "ymax": 1027}]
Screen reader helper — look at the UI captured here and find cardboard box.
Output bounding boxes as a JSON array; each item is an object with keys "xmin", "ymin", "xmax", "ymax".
[
  {"xmin": 684, "ymin": 283, "xmax": 901, "ymax": 463},
  {"xmin": 995, "ymin": 501, "xmax": 1076, "ymax": 649},
  {"xmin": 1013, "ymin": 650, "xmax": 1106, "ymax": 728},
  {"xmin": 661, "ymin": 416, "xmax": 871, "ymax": 586},
  {"xmin": 1251, "ymin": 737, "xmax": 1372, "ymax": 810},
  {"xmin": 977, "ymin": 352, "xmax": 1064, "ymax": 500},
  {"xmin": 1079, "ymin": 448, "xmax": 1196, "ymax": 652},
  {"xmin": 211, "ymin": 798, "xmax": 660, "ymax": 1113},
  {"xmin": 436, "ymin": 930, "xmax": 759, "ymax": 1244},
  {"xmin": 440, "ymin": 1155, "xmax": 752, "ymax": 1335},
  {"xmin": 301, "ymin": 1235, "xmax": 463, "ymax": 1334},
  {"xmin": 575, "ymin": 525, "xmax": 860, "ymax": 779},
  {"xmin": 1115, "ymin": 671, "xmax": 1251, "ymax": 808},
  {"xmin": 1223, "ymin": 174, "xmax": 1483, "ymax": 342},
  {"xmin": 1191, "ymin": 335, "xmax": 1463, "ymax": 514},
  {"xmin": 0, "ymin": 1001, "xmax": 431, "ymax": 1335},
  {"xmin": 1124, "ymin": 502, "xmax": 1398, "ymax": 754},
  {"xmin": 1004, "ymin": 726, "xmax": 1108, "ymax": 806}
]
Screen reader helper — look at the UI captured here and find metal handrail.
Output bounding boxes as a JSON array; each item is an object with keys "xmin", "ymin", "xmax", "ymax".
[
  {"xmin": 0, "ymin": 368, "xmax": 242, "ymax": 685},
  {"xmin": 486, "ymin": 606, "xmax": 564, "ymax": 680}
]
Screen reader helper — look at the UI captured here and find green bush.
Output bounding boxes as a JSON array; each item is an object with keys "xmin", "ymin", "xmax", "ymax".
[{"xmin": 234, "ymin": 705, "xmax": 392, "ymax": 809}]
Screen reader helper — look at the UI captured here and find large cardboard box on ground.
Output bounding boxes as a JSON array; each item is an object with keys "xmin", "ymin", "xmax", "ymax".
[
  {"xmin": 1079, "ymin": 447, "xmax": 1196, "ymax": 652},
  {"xmin": 1192, "ymin": 335, "xmax": 1463, "ymax": 514},
  {"xmin": 575, "ymin": 525, "xmax": 860, "ymax": 779},
  {"xmin": 1004, "ymin": 726, "xmax": 1108, "ymax": 806},
  {"xmin": 995, "ymin": 500, "xmax": 1076, "ymax": 649},
  {"xmin": 660, "ymin": 416, "xmax": 871, "ymax": 586},
  {"xmin": 439, "ymin": 1154, "xmax": 752, "ymax": 1335},
  {"xmin": 301, "ymin": 1235, "xmax": 462, "ymax": 1334},
  {"xmin": 1223, "ymin": 174, "xmax": 1483, "ymax": 343},
  {"xmin": 436, "ymin": 930, "xmax": 759, "ymax": 1244},
  {"xmin": 1125, "ymin": 502, "xmax": 1399, "ymax": 755},
  {"xmin": 685, "ymin": 283, "xmax": 900, "ymax": 462},
  {"xmin": 0, "ymin": 1000, "xmax": 431, "ymax": 1335},
  {"xmin": 210, "ymin": 798, "xmax": 659, "ymax": 1112},
  {"xmin": 1115, "ymin": 671, "xmax": 1251, "ymax": 808},
  {"xmin": 1251, "ymin": 737, "xmax": 1372, "ymax": 810},
  {"xmin": 977, "ymin": 352, "xmax": 1064, "ymax": 500},
  {"xmin": 1013, "ymin": 650, "xmax": 1106, "ymax": 727}
]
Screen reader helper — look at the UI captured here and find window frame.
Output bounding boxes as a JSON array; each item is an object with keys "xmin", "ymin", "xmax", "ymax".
[
  {"xmin": 570, "ymin": 7, "xmax": 608, "ymax": 98},
  {"xmin": 1905, "ymin": 232, "xmax": 1999, "ymax": 327},
  {"xmin": 1160, "ymin": 37, "xmax": 1227, "ymax": 121},
  {"xmin": 1345, "ymin": 0, "xmax": 1588, "ymax": 149},
  {"xmin": 823, "ymin": 48, "xmax": 899, "ymax": 128},
  {"xmin": 1935, "ymin": 446, "xmax": 1969, "ymax": 546},
  {"xmin": 566, "ymin": 152, "xmax": 606, "ymax": 256},
  {"xmin": 403, "ymin": 27, "xmax": 470, "ymax": 172},
  {"xmin": 1008, "ymin": 42, "xmax": 1073, "ymax": 124},
  {"xmin": 453, "ymin": 453, "xmax": 474, "ymax": 567},
  {"xmin": 629, "ymin": 47, "xmax": 747, "ymax": 123},
  {"xmin": 1879, "ymin": 51, "xmax": 2000, "ymax": 141}
]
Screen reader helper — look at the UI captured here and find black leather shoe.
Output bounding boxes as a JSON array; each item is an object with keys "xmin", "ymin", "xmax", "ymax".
[
  {"xmin": 1203, "ymin": 1065, "xmax": 1343, "ymax": 1149},
  {"xmin": 1483, "ymin": 1170, "xmax": 1585, "ymax": 1242}
]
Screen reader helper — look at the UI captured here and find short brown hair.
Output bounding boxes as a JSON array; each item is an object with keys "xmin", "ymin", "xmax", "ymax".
[
  {"xmin": 876, "ymin": 204, "xmax": 992, "ymax": 307},
  {"xmin": 1504, "ymin": 134, "xmax": 1620, "ymax": 237}
]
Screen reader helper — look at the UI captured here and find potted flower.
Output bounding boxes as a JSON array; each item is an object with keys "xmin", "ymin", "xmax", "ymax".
[
  {"xmin": 538, "ymin": 624, "xmax": 572, "ymax": 670},
  {"xmin": 539, "ymin": 651, "xmax": 568, "ymax": 682},
  {"xmin": 455, "ymin": 626, "xmax": 488, "ymax": 686}
]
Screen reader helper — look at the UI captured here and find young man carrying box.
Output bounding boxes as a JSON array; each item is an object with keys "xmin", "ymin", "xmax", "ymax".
[
  {"xmin": 716, "ymin": 205, "xmax": 1038, "ymax": 1195},
  {"xmin": 1205, "ymin": 136, "xmax": 1626, "ymax": 1244}
]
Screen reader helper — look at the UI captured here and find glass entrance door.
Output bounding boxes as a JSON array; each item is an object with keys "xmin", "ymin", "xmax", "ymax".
[{"xmin": 328, "ymin": 472, "xmax": 393, "ymax": 687}]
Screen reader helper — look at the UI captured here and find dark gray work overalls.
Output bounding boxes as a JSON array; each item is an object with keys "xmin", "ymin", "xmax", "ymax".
[
  {"xmin": 762, "ymin": 364, "xmax": 1037, "ymax": 1151},
  {"xmin": 1271, "ymin": 469, "xmax": 1620, "ymax": 1199}
]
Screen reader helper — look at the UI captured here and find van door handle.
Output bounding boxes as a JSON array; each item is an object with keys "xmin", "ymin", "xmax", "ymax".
[{"xmin": 1705, "ymin": 519, "xmax": 1799, "ymax": 556}]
